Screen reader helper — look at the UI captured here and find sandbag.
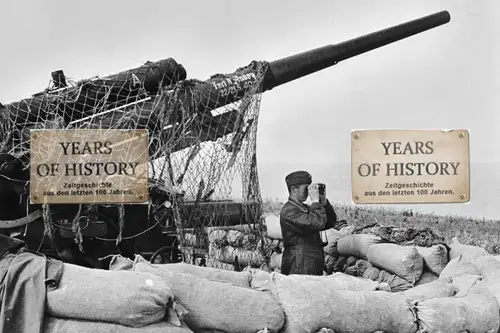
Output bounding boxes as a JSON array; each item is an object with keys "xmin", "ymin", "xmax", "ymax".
[
  {"xmin": 226, "ymin": 230, "xmax": 245, "ymax": 247},
  {"xmin": 323, "ymin": 239, "xmax": 339, "ymax": 257},
  {"xmin": 334, "ymin": 256, "xmax": 348, "ymax": 272},
  {"xmin": 208, "ymin": 230, "xmax": 228, "ymax": 248},
  {"xmin": 415, "ymin": 244, "xmax": 449, "ymax": 275},
  {"xmin": 362, "ymin": 266, "xmax": 381, "ymax": 280},
  {"xmin": 248, "ymin": 268, "xmax": 275, "ymax": 291},
  {"xmin": 337, "ymin": 234, "xmax": 383, "ymax": 260},
  {"xmin": 322, "ymin": 226, "xmax": 354, "ymax": 256},
  {"xmin": 114, "ymin": 255, "xmax": 285, "ymax": 333},
  {"xmin": 448, "ymin": 237, "xmax": 488, "ymax": 261},
  {"xmin": 208, "ymin": 243, "xmax": 264, "ymax": 267},
  {"xmin": 400, "ymin": 279, "xmax": 457, "ymax": 301},
  {"xmin": 361, "ymin": 261, "xmax": 413, "ymax": 292},
  {"xmin": 439, "ymin": 254, "xmax": 479, "ymax": 280},
  {"xmin": 377, "ymin": 270, "xmax": 414, "ymax": 292},
  {"xmin": 346, "ymin": 256, "xmax": 358, "ymax": 267},
  {"xmin": 324, "ymin": 254, "xmax": 336, "ymax": 275},
  {"xmin": 415, "ymin": 279, "xmax": 500, "ymax": 333},
  {"xmin": 472, "ymin": 255, "xmax": 500, "ymax": 303},
  {"xmin": 289, "ymin": 272, "xmax": 389, "ymax": 291},
  {"xmin": 269, "ymin": 252, "xmax": 282, "ymax": 270},
  {"xmin": 415, "ymin": 270, "xmax": 439, "ymax": 286},
  {"xmin": 264, "ymin": 214, "xmax": 282, "ymax": 239},
  {"xmin": 149, "ymin": 261, "xmax": 251, "ymax": 288},
  {"xmin": 355, "ymin": 259, "xmax": 372, "ymax": 276},
  {"xmin": 44, "ymin": 317, "xmax": 194, "ymax": 333},
  {"xmin": 250, "ymin": 269, "xmax": 386, "ymax": 293},
  {"xmin": 270, "ymin": 272, "xmax": 417, "ymax": 333},
  {"xmin": 367, "ymin": 243, "xmax": 424, "ymax": 283},
  {"xmin": 46, "ymin": 263, "xmax": 176, "ymax": 328},
  {"xmin": 449, "ymin": 274, "xmax": 483, "ymax": 297},
  {"xmin": 241, "ymin": 233, "xmax": 260, "ymax": 251},
  {"xmin": 322, "ymin": 225, "xmax": 355, "ymax": 244},
  {"xmin": 256, "ymin": 237, "xmax": 279, "ymax": 254},
  {"xmin": 473, "ymin": 255, "xmax": 500, "ymax": 280},
  {"xmin": 182, "ymin": 233, "xmax": 207, "ymax": 248}
]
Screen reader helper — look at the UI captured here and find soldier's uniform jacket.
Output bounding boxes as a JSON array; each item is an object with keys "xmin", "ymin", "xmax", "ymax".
[{"xmin": 280, "ymin": 198, "xmax": 338, "ymax": 275}]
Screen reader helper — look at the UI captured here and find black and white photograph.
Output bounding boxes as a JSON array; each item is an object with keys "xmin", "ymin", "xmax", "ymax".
[{"xmin": 0, "ymin": 0, "xmax": 499, "ymax": 332}]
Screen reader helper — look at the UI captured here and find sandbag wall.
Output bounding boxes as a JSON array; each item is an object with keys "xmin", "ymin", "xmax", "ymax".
[
  {"xmin": 38, "ymin": 216, "xmax": 500, "ymax": 333},
  {"xmin": 43, "ymin": 246, "xmax": 500, "ymax": 333},
  {"xmin": 179, "ymin": 223, "xmax": 283, "ymax": 272}
]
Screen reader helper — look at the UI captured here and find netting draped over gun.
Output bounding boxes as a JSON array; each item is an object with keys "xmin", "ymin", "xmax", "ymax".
[{"xmin": 0, "ymin": 11, "xmax": 450, "ymax": 268}]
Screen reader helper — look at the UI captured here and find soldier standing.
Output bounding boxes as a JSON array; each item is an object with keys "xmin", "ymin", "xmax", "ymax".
[{"xmin": 280, "ymin": 171, "xmax": 343, "ymax": 275}]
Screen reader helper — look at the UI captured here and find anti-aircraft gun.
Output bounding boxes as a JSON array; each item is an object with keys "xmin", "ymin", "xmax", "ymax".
[{"xmin": 0, "ymin": 11, "xmax": 450, "ymax": 268}]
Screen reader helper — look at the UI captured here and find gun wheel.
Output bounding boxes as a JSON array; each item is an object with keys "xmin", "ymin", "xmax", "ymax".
[{"xmin": 150, "ymin": 245, "xmax": 183, "ymax": 264}]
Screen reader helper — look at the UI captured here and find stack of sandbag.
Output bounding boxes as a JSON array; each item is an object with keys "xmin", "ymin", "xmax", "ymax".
[
  {"xmin": 471, "ymin": 255, "xmax": 500, "ymax": 306},
  {"xmin": 266, "ymin": 269, "xmax": 489, "ymax": 333},
  {"xmin": 414, "ymin": 253, "xmax": 500, "ymax": 333},
  {"xmin": 413, "ymin": 274, "xmax": 499, "ymax": 333},
  {"xmin": 46, "ymin": 244, "xmax": 500, "ymax": 333},
  {"xmin": 109, "ymin": 254, "xmax": 286, "ymax": 333},
  {"xmin": 44, "ymin": 262, "xmax": 190, "ymax": 332},
  {"xmin": 252, "ymin": 265, "xmax": 498, "ymax": 333},
  {"xmin": 181, "ymin": 231, "xmax": 208, "ymax": 249},
  {"xmin": 334, "ymin": 231, "xmax": 449, "ymax": 291},
  {"xmin": 355, "ymin": 259, "xmax": 414, "ymax": 292},
  {"xmin": 178, "ymin": 223, "xmax": 281, "ymax": 271},
  {"xmin": 207, "ymin": 227, "xmax": 281, "ymax": 270}
]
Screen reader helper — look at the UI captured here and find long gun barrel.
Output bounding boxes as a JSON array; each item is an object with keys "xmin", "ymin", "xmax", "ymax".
[
  {"xmin": 189, "ymin": 10, "xmax": 451, "ymax": 113},
  {"xmin": 264, "ymin": 10, "xmax": 450, "ymax": 90}
]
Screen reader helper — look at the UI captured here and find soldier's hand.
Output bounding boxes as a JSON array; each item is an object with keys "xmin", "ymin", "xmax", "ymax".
[
  {"xmin": 308, "ymin": 183, "xmax": 320, "ymax": 203},
  {"xmin": 319, "ymin": 193, "xmax": 327, "ymax": 206}
]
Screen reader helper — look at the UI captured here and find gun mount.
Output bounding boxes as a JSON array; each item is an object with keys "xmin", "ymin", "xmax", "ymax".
[{"xmin": 0, "ymin": 11, "xmax": 451, "ymax": 268}]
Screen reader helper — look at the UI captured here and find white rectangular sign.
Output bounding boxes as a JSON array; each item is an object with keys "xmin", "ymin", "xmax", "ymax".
[
  {"xmin": 30, "ymin": 129, "xmax": 149, "ymax": 204},
  {"xmin": 351, "ymin": 129, "xmax": 470, "ymax": 204}
]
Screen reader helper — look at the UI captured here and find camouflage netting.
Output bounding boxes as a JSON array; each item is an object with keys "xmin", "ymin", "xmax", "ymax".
[
  {"xmin": 353, "ymin": 223, "xmax": 447, "ymax": 247},
  {"xmin": 0, "ymin": 57, "xmax": 273, "ymax": 263}
]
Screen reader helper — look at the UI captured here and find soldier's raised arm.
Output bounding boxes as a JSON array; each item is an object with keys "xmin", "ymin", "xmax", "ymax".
[
  {"xmin": 322, "ymin": 199, "xmax": 340, "ymax": 230},
  {"xmin": 280, "ymin": 201, "xmax": 328, "ymax": 235}
]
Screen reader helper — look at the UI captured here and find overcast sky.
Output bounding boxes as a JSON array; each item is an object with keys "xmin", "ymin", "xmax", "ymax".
[{"xmin": 0, "ymin": 0, "xmax": 498, "ymax": 217}]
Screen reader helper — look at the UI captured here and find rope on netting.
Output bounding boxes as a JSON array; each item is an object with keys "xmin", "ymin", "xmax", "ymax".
[
  {"xmin": 117, "ymin": 204, "xmax": 125, "ymax": 245},
  {"xmin": 71, "ymin": 204, "xmax": 84, "ymax": 253},
  {"xmin": 42, "ymin": 203, "xmax": 59, "ymax": 254}
]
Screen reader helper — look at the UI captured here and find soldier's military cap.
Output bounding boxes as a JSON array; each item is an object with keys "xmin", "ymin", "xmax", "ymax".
[{"xmin": 285, "ymin": 170, "xmax": 312, "ymax": 187}]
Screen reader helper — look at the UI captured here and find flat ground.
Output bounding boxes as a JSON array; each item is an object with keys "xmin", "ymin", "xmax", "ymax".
[{"xmin": 262, "ymin": 197, "xmax": 500, "ymax": 254}]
